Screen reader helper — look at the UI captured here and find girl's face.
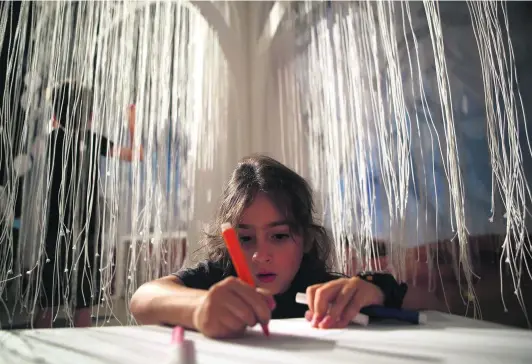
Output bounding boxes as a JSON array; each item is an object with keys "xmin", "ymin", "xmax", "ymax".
[{"xmin": 237, "ymin": 193, "xmax": 304, "ymax": 295}]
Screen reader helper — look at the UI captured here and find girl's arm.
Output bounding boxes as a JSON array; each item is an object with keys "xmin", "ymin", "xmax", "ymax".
[{"xmin": 130, "ymin": 275, "xmax": 206, "ymax": 328}]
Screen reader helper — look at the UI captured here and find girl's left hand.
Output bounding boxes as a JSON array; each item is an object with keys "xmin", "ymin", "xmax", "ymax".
[{"xmin": 305, "ymin": 277, "xmax": 384, "ymax": 329}]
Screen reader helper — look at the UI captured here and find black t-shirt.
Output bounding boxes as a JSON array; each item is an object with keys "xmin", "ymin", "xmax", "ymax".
[
  {"xmin": 175, "ymin": 254, "xmax": 339, "ymax": 319},
  {"xmin": 45, "ymin": 128, "xmax": 114, "ymax": 246}
]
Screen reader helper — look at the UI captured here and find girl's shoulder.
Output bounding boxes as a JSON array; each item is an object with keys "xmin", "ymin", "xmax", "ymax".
[{"xmin": 173, "ymin": 259, "xmax": 233, "ymax": 290}]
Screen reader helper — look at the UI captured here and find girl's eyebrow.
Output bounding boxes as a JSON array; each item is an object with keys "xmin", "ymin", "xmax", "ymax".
[{"xmin": 237, "ymin": 221, "xmax": 290, "ymax": 230}]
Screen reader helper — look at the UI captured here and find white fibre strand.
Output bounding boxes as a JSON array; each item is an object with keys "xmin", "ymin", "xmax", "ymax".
[
  {"xmin": 283, "ymin": 0, "xmax": 529, "ymax": 323},
  {"xmin": 468, "ymin": 1, "xmax": 531, "ymax": 325},
  {"xmin": 423, "ymin": 0, "xmax": 478, "ymax": 316}
]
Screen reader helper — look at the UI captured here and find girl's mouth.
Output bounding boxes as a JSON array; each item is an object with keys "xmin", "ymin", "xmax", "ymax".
[{"xmin": 257, "ymin": 273, "xmax": 277, "ymax": 283}]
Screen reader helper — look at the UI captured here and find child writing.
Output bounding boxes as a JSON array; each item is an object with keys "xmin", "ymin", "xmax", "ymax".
[{"xmin": 130, "ymin": 155, "xmax": 444, "ymax": 338}]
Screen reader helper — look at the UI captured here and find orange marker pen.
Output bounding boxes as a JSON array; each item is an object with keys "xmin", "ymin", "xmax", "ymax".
[{"xmin": 221, "ymin": 223, "xmax": 270, "ymax": 336}]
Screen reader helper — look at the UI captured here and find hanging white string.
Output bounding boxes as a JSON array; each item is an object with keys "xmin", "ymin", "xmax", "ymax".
[
  {"xmin": 274, "ymin": 0, "xmax": 532, "ymax": 323},
  {"xmin": 0, "ymin": 0, "xmax": 227, "ymax": 327},
  {"xmin": 468, "ymin": 1, "xmax": 531, "ymax": 325}
]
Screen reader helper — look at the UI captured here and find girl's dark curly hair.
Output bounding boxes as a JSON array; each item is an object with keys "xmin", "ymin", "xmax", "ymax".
[{"xmin": 200, "ymin": 154, "xmax": 335, "ymax": 276}]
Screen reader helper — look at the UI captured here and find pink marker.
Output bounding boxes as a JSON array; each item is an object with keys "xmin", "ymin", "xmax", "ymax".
[
  {"xmin": 167, "ymin": 326, "xmax": 194, "ymax": 364},
  {"xmin": 171, "ymin": 326, "xmax": 184, "ymax": 345}
]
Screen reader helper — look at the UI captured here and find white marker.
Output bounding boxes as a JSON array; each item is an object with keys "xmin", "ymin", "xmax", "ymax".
[{"xmin": 295, "ymin": 292, "xmax": 369, "ymax": 327}]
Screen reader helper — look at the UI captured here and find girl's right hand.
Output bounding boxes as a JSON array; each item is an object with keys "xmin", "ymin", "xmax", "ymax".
[{"xmin": 192, "ymin": 277, "xmax": 275, "ymax": 338}]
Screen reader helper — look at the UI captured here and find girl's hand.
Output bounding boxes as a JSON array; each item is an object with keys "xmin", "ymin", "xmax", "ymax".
[
  {"xmin": 305, "ymin": 277, "xmax": 384, "ymax": 329},
  {"xmin": 192, "ymin": 277, "xmax": 275, "ymax": 338}
]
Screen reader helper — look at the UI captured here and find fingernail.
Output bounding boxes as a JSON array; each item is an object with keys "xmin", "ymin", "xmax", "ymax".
[
  {"xmin": 304, "ymin": 310, "xmax": 313, "ymax": 321},
  {"xmin": 311, "ymin": 313, "xmax": 320, "ymax": 327},
  {"xmin": 319, "ymin": 315, "xmax": 333, "ymax": 329},
  {"xmin": 268, "ymin": 298, "xmax": 276, "ymax": 310},
  {"xmin": 261, "ymin": 323, "xmax": 270, "ymax": 337}
]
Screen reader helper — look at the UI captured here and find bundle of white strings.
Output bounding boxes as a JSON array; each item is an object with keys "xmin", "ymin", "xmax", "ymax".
[
  {"xmin": 276, "ymin": 0, "xmax": 531, "ymax": 324},
  {"xmin": 0, "ymin": 0, "xmax": 228, "ymax": 327}
]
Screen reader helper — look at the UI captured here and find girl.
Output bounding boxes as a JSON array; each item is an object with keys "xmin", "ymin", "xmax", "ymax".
[{"xmin": 130, "ymin": 155, "xmax": 444, "ymax": 338}]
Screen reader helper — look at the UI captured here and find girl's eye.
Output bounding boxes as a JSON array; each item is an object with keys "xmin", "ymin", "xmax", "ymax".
[
  {"xmin": 272, "ymin": 233, "xmax": 290, "ymax": 241},
  {"xmin": 239, "ymin": 236, "xmax": 253, "ymax": 244}
]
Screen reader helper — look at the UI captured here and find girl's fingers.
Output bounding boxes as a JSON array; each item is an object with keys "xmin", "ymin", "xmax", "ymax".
[
  {"xmin": 317, "ymin": 315, "xmax": 335, "ymax": 329},
  {"xmin": 312, "ymin": 280, "xmax": 344, "ymax": 318},
  {"xmin": 306, "ymin": 278, "xmax": 386, "ymax": 330},
  {"xmin": 336, "ymin": 289, "xmax": 363, "ymax": 328},
  {"xmin": 223, "ymin": 294, "xmax": 258, "ymax": 328},
  {"xmin": 327, "ymin": 278, "xmax": 358, "ymax": 322},
  {"xmin": 306, "ymin": 284, "xmax": 319, "ymax": 315},
  {"xmin": 231, "ymin": 284, "xmax": 272, "ymax": 325},
  {"xmin": 218, "ymin": 310, "xmax": 247, "ymax": 337}
]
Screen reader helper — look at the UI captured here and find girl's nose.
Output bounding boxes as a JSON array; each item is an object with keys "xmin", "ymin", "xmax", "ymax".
[{"xmin": 252, "ymin": 238, "xmax": 273, "ymax": 263}]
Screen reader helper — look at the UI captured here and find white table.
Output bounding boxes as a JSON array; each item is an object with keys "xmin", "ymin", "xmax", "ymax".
[{"xmin": 1, "ymin": 312, "xmax": 531, "ymax": 364}]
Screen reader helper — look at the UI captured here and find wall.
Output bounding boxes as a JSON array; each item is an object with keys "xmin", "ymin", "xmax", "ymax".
[{"xmin": 184, "ymin": 1, "xmax": 321, "ymax": 261}]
